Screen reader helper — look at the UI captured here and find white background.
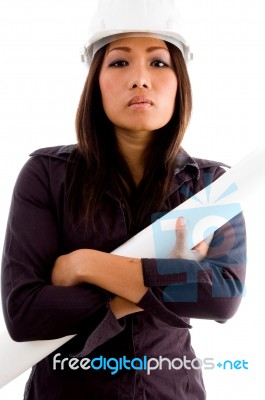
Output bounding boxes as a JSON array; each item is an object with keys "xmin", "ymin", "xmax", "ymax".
[{"xmin": 0, "ymin": 0, "xmax": 265, "ymax": 398}]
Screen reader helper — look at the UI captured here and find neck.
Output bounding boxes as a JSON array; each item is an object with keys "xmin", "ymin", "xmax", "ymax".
[{"xmin": 114, "ymin": 128, "xmax": 153, "ymax": 185}]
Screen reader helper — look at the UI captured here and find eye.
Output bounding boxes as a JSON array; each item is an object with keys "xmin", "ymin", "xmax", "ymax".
[
  {"xmin": 109, "ymin": 60, "xmax": 128, "ymax": 68},
  {"xmin": 151, "ymin": 60, "xmax": 169, "ymax": 68}
]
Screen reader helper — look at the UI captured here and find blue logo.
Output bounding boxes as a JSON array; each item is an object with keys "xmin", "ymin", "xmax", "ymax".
[
  {"xmin": 151, "ymin": 173, "xmax": 244, "ymax": 302},
  {"xmin": 216, "ymin": 360, "xmax": 248, "ymax": 370}
]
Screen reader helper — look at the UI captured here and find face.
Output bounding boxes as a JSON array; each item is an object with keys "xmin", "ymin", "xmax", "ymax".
[{"xmin": 99, "ymin": 37, "xmax": 178, "ymax": 136}]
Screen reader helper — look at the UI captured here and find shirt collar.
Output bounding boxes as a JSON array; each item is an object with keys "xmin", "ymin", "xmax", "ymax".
[{"xmin": 175, "ymin": 147, "xmax": 200, "ymax": 180}]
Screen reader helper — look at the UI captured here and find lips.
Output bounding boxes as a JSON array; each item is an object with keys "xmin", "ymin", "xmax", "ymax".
[{"xmin": 128, "ymin": 96, "xmax": 153, "ymax": 107}]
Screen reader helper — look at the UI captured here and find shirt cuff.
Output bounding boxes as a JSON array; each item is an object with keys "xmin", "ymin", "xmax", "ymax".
[
  {"xmin": 72, "ymin": 306, "xmax": 126, "ymax": 357},
  {"xmin": 142, "ymin": 258, "xmax": 184, "ymax": 286},
  {"xmin": 136, "ymin": 289, "xmax": 191, "ymax": 329}
]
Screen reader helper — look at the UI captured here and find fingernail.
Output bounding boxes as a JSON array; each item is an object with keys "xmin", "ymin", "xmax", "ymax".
[{"xmin": 178, "ymin": 217, "xmax": 185, "ymax": 227}]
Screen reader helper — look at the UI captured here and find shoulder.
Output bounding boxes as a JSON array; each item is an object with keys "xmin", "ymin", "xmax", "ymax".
[
  {"xmin": 176, "ymin": 147, "xmax": 230, "ymax": 180},
  {"xmin": 193, "ymin": 157, "xmax": 229, "ymax": 170},
  {"xmin": 167, "ymin": 148, "xmax": 231, "ymax": 200},
  {"xmin": 29, "ymin": 144, "xmax": 77, "ymax": 162},
  {"xmin": 15, "ymin": 145, "xmax": 77, "ymax": 194},
  {"xmin": 24, "ymin": 144, "xmax": 77, "ymax": 180}
]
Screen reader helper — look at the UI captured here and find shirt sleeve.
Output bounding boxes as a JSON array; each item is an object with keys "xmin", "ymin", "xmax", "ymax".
[
  {"xmin": 139, "ymin": 212, "xmax": 246, "ymax": 323},
  {"xmin": 137, "ymin": 166, "xmax": 247, "ymax": 325},
  {"xmin": 1, "ymin": 156, "xmax": 121, "ymax": 343}
]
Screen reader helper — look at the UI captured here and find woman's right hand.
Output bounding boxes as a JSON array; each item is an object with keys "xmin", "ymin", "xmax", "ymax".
[{"xmin": 169, "ymin": 217, "xmax": 213, "ymax": 261}]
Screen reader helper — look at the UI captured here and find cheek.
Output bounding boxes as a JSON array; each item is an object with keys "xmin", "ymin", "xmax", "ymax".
[
  {"xmin": 161, "ymin": 77, "xmax": 178, "ymax": 114},
  {"xmin": 99, "ymin": 81, "xmax": 109, "ymax": 116},
  {"xmin": 99, "ymin": 74, "xmax": 123, "ymax": 120},
  {"xmin": 99, "ymin": 75, "xmax": 123, "ymax": 125},
  {"xmin": 99, "ymin": 76, "xmax": 113, "ymax": 105},
  {"xmin": 168, "ymin": 75, "xmax": 178, "ymax": 98}
]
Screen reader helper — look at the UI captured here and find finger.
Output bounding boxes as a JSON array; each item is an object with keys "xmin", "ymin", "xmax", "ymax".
[
  {"xmin": 176, "ymin": 216, "xmax": 185, "ymax": 230},
  {"xmin": 193, "ymin": 240, "xmax": 209, "ymax": 258},
  {"xmin": 174, "ymin": 217, "xmax": 187, "ymax": 255},
  {"xmin": 193, "ymin": 233, "xmax": 214, "ymax": 258},
  {"xmin": 203, "ymin": 233, "xmax": 214, "ymax": 246}
]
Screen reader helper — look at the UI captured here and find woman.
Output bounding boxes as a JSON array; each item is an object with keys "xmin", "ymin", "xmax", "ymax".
[{"xmin": 1, "ymin": 1, "xmax": 246, "ymax": 399}]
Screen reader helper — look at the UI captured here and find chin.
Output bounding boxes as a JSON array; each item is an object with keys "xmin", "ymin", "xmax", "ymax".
[{"xmin": 125, "ymin": 120, "xmax": 168, "ymax": 132}]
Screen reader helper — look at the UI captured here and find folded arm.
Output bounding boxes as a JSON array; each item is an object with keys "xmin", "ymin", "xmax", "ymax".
[
  {"xmin": 1, "ymin": 157, "xmax": 112, "ymax": 341},
  {"xmin": 51, "ymin": 217, "xmax": 217, "ymax": 320}
]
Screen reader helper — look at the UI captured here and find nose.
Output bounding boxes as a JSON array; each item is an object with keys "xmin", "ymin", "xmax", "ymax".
[
  {"xmin": 128, "ymin": 65, "xmax": 151, "ymax": 90},
  {"xmin": 129, "ymin": 79, "xmax": 151, "ymax": 89}
]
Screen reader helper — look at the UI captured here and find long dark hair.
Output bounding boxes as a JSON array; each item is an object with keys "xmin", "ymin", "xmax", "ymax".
[{"xmin": 66, "ymin": 42, "xmax": 192, "ymax": 234}]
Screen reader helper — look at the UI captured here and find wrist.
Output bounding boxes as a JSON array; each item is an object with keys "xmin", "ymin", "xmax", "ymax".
[
  {"xmin": 73, "ymin": 249, "xmax": 95, "ymax": 283},
  {"xmin": 110, "ymin": 296, "xmax": 143, "ymax": 319}
]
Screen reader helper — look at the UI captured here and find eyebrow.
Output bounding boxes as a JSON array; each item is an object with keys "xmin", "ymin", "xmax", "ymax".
[{"xmin": 107, "ymin": 46, "xmax": 169, "ymax": 54}]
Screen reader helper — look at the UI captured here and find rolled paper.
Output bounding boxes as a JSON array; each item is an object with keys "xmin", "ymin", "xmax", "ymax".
[
  {"xmin": 0, "ymin": 146, "xmax": 264, "ymax": 388},
  {"xmin": 0, "ymin": 331, "xmax": 75, "ymax": 389}
]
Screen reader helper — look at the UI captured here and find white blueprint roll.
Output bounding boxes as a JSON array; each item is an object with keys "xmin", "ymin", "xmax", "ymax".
[{"xmin": 0, "ymin": 146, "xmax": 264, "ymax": 389}]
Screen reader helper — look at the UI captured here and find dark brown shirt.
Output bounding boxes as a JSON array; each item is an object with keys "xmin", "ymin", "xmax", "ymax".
[{"xmin": 1, "ymin": 145, "xmax": 246, "ymax": 399}]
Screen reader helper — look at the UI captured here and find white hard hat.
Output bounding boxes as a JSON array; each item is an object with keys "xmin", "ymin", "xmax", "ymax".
[{"xmin": 81, "ymin": 0, "xmax": 193, "ymax": 65}]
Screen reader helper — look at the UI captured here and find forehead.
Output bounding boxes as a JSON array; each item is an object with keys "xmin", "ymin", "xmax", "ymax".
[{"xmin": 107, "ymin": 36, "xmax": 169, "ymax": 52}]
